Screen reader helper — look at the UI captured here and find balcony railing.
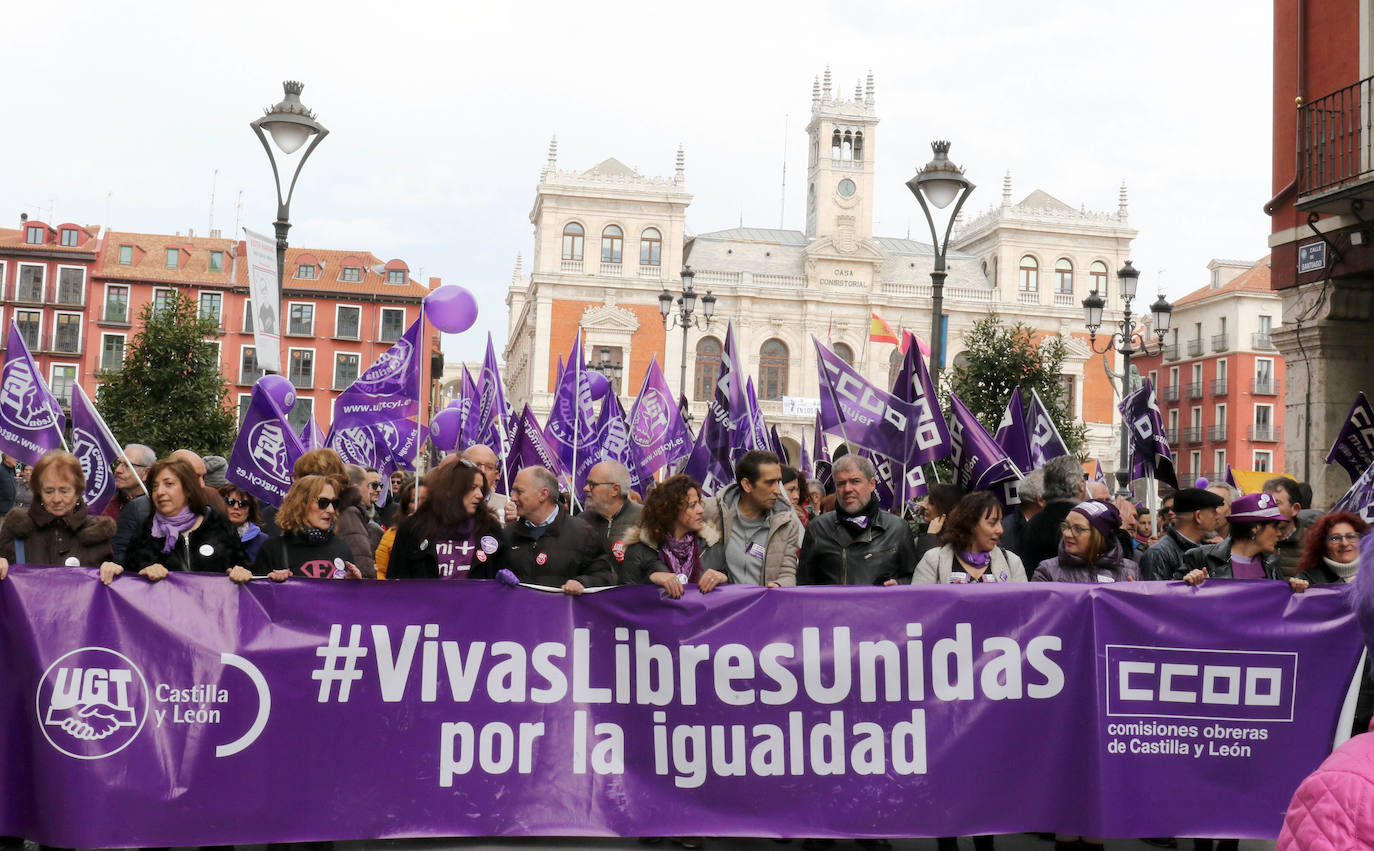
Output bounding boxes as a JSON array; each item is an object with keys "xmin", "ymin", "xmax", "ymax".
[
  {"xmin": 1187, "ymin": 339, "xmax": 1204, "ymax": 357},
  {"xmin": 1249, "ymin": 425, "xmax": 1282, "ymax": 442},
  {"xmin": 560, "ymin": 260, "xmax": 583, "ymax": 274},
  {"xmin": 1211, "ymin": 378, "xmax": 1228, "ymax": 396},
  {"xmin": 47, "ymin": 334, "xmax": 82, "ymax": 355},
  {"xmin": 1161, "ymin": 384, "xmax": 1180, "ymax": 402},
  {"xmin": 1018, "ymin": 291, "xmax": 1039, "ymax": 305},
  {"xmin": 1186, "ymin": 382, "xmax": 1204, "ymax": 399},
  {"xmin": 600, "ymin": 262, "xmax": 622, "ymax": 277},
  {"xmin": 1299, "ymin": 74, "xmax": 1374, "ymax": 196},
  {"xmin": 1211, "ymin": 333, "xmax": 1228, "ymax": 352},
  {"xmin": 1253, "ymin": 378, "xmax": 1280, "ymax": 396},
  {"xmin": 1252, "ymin": 332, "xmax": 1276, "ymax": 350},
  {"xmin": 1053, "ymin": 292, "xmax": 1075, "ymax": 306},
  {"xmin": 1182, "ymin": 427, "xmax": 1204, "ymax": 444},
  {"xmin": 638, "ymin": 264, "xmax": 662, "ymax": 280},
  {"xmin": 1208, "ymin": 425, "xmax": 1228, "ymax": 441},
  {"xmin": 1162, "ymin": 344, "xmax": 1180, "ymax": 361}
]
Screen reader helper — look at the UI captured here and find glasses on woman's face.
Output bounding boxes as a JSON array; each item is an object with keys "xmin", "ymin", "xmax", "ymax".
[
  {"xmin": 367, "ymin": 482, "xmax": 382, "ymax": 490},
  {"xmin": 1328, "ymin": 533, "xmax": 1361, "ymax": 544},
  {"xmin": 1059, "ymin": 521, "xmax": 1092, "ymax": 537},
  {"xmin": 224, "ymin": 497, "xmax": 251, "ymax": 509},
  {"xmin": 316, "ymin": 497, "xmax": 341, "ymax": 511}
]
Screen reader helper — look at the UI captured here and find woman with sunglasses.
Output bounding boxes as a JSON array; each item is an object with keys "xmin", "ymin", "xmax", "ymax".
[
  {"xmin": 254, "ymin": 475, "xmax": 361, "ymax": 580},
  {"xmin": 1031, "ymin": 499, "xmax": 1138, "ymax": 584},
  {"xmin": 218, "ymin": 483, "xmax": 267, "ymax": 564},
  {"xmin": 389, "ymin": 459, "xmax": 508, "ymax": 580},
  {"xmin": 1177, "ymin": 492, "xmax": 1311, "ymax": 592}
]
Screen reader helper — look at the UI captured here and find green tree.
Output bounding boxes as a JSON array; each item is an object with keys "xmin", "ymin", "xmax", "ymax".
[
  {"xmin": 96, "ymin": 292, "xmax": 235, "ymax": 457},
  {"xmin": 943, "ymin": 312, "xmax": 1088, "ymax": 457}
]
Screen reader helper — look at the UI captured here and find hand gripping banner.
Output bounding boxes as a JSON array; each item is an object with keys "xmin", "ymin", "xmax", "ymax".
[{"xmin": 0, "ymin": 570, "xmax": 1360, "ymax": 846}]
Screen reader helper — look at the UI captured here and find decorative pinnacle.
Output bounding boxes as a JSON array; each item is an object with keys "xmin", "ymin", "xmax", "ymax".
[
  {"xmin": 812, "ymin": 76, "xmax": 820, "ymax": 102},
  {"xmin": 854, "ymin": 80, "xmax": 862, "ymax": 101},
  {"xmin": 264, "ymin": 80, "xmax": 315, "ymax": 119},
  {"xmin": 865, "ymin": 69, "xmax": 874, "ymax": 103},
  {"xmin": 283, "ymin": 80, "xmax": 303, "ymax": 95},
  {"xmin": 822, "ymin": 66, "xmax": 831, "ymax": 97}
]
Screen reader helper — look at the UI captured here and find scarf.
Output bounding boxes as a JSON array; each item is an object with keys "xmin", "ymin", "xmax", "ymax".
[
  {"xmin": 837, "ymin": 494, "xmax": 880, "ymax": 536},
  {"xmin": 658, "ymin": 534, "xmax": 702, "ymax": 582},
  {"xmin": 1324, "ymin": 556, "xmax": 1359, "ymax": 583},
  {"xmin": 238, "ymin": 522, "xmax": 261, "ymax": 543},
  {"xmin": 956, "ymin": 549, "xmax": 992, "ymax": 569},
  {"xmin": 302, "ymin": 526, "xmax": 333, "ymax": 545},
  {"xmin": 151, "ymin": 508, "xmax": 198, "ymax": 554},
  {"xmin": 1055, "ymin": 537, "xmax": 1126, "ymax": 573}
]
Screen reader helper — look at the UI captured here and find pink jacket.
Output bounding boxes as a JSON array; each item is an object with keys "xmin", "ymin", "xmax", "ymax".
[{"xmin": 1279, "ymin": 732, "xmax": 1374, "ymax": 849}]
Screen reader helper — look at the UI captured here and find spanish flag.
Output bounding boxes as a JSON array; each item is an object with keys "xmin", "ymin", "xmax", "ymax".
[{"xmin": 869, "ymin": 312, "xmax": 900, "ymax": 345}]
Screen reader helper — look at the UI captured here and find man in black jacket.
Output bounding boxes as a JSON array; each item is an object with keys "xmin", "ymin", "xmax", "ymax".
[
  {"xmin": 1138, "ymin": 487, "xmax": 1224, "ymax": 580},
  {"xmin": 507, "ymin": 466, "xmax": 615, "ymax": 594},
  {"xmin": 1015, "ymin": 455, "xmax": 1085, "ymax": 577},
  {"xmin": 798, "ymin": 454, "xmax": 915, "ymax": 586}
]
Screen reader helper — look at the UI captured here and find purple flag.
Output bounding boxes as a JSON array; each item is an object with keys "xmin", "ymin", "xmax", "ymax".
[
  {"xmin": 948, "ymin": 392, "xmax": 1022, "ymax": 505},
  {"xmin": 229, "ymin": 382, "xmax": 307, "ymax": 507},
  {"xmin": 628, "ymin": 356, "xmax": 690, "ymax": 480},
  {"xmin": 1226, "ymin": 463, "xmax": 1239, "ymax": 491},
  {"xmin": 768, "ymin": 424, "xmax": 786, "ymax": 461},
  {"xmin": 859, "ymin": 446, "xmax": 927, "ymax": 514},
  {"xmin": 889, "ymin": 341, "xmax": 952, "ymax": 465},
  {"xmin": 1333, "ymin": 459, "xmax": 1374, "ymax": 523},
  {"xmin": 545, "ymin": 334, "xmax": 598, "ymax": 479},
  {"xmin": 69, "ymin": 384, "xmax": 122, "ymax": 514},
  {"xmin": 0, "ymin": 323, "xmax": 65, "ymax": 465},
  {"xmin": 799, "ymin": 426, "xmax": 813, "ymax": 479},
  {"xmin": 576, "ymin": 391, "xmax": 643, "ymax": 495},
  {"xmin": 743, "ymin": 376, "xmax": 771, "ymax": 457},
  {"xmin": 475, "ymin": 333, "xmax": 510, "ymax": 466},
  {"xmin": 1027, "ymin": 388, "xmax": 1070, "ymax": 467},
  {"xmin": 1119, "ymin": 379, "xmax": 1177, "ymax": 488},
  {"xmin": 298, "ymin": 414, "xmax": 324, "ymax": 452},
  {"xmin": 1326, "ymin": 392, "xmax": 1374, "ymax": 482},
  {"xmin": 508, "ymin": 404, "xmax": 572, "ymax": 494},
  {"xmin": 994, "ymin": 387, "xmax": 1033, "ymax": 473},
  {"xmin": 682, "ymin": 324, "xmax": 745, "ymax": 495},
  {"xmin": 458, "ymin": 366, "xmax": 482, "ymax": 448},
  {"xmin": 332, "ymin": 317, "xmax": 422, "ymax": 429},
  {"xmin": 327, "ymin": 417, "xmax": 423, "ymax": 480},
  {"xmin": 815, "ymin": 339, "xmax": 926, "ymax": 469},
  {"xmin": 1091, "ymin": 459, "xmax": 1108, "ymax": 488},
  {"xmin": 813, "ymin": 412, "xmax": 832, "ymax": 494}
]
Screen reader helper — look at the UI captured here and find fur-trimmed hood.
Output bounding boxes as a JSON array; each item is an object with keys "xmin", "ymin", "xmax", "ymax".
[
  {"xmin": 621, "ymin": 519, "xmax": 722, "ymax": 551},
  {"xmin": 2, "ymin": 505, "xmax": 116, "ymax": 545}
]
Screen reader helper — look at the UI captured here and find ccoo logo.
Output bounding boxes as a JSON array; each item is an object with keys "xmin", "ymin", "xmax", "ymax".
[{"xmin": 36, "ymin": 647, "xmax": 149, "ymax": 759}]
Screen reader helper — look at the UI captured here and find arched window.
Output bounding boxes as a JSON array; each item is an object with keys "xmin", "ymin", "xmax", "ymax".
[
  {"xmin": 833, "ymin": 342, "xmax": 854, "ymax": 366},
  {"xmin": 1018, "ymin": 255, "xmax": 1039, "ymax": 292},
  {"xmin": 853, "ymin": 131, "xmax": 864, "ymax": 162},
  {"xmin": 601, "ymin": 225, "xmax": 623, "ymax": 264},
  {"xmin": 1090, "ymin": 261, "xmax": 1109, "ymax": 297},
  {"xmin": 759, "ymin": 339, "xmax": 789, "ymax": 400},
  {"xmin": 640, "ymin": 227, "xmax": 662, "ymax": 266},
  {"xmin": 561, "ymin": 223, "xmax": 584, "ymax": 261},
  {"xmin": 1055, "ymin": 258, "xmax": 1074, "ymax": 294},
  {"xmin": 888, "ymin": 349, "xmax": 903, "ymax": 390},
  {"xmin": 841, "ymin": 130, "xmax": 853, "ymax": 161},
  {"xmin": 693, "ymin": 337, "xmax": 722, "ymax": 402},
  {"xmin": 831, "ymin": 129, "xmax": 842, "ymax": 159}
]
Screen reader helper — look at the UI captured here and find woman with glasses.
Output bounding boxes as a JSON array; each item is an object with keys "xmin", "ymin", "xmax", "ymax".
[
  {"xmin": 100, "ymin": 458, "xmax": 249, "ymax": 585},
  {"xmin": 1030, "ymin": 499, "xmax": 1138, "ymax": 584},
  {"xmin": 218, "ymin": 483, "xmax": 267, "ymax": 563},
  {"xmin": 389, "ymin": 459, "xmax": 508, "ymax": 580},
  {"xmin": 292, "ymin": 449, "xmax": 376, "ymax": 578},
  {"xmin": 253, "ymin": 475, "xmax": 361, "ymax": 580},
  {"xmin": 912, "ymin": 490, "xmax": 1027, "ymax": 586},
  {"xmin": 0, "ymin": 450, "xmax": 116, "ymax": 572},
  {"xmin": 1297, "ymin": 510, "xmax": 1369, "ymax": 585},
  {"xmin": 1177, "ymin": 493, "xmax": 1311, "ymax": 592}
]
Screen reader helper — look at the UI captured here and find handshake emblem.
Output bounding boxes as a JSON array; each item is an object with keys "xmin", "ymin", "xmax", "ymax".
[{"xmin": 38, "ymin": 648, "xmax": 147, "ymax": 759}]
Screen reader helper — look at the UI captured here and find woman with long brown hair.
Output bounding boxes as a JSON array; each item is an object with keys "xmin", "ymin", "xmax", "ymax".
[{"xmin": 388, "ymin": 459, "xmax": 508, "ymax": 580}]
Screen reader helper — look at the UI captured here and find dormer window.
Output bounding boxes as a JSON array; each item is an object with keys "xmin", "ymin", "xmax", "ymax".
[
  {"xmin": 119, "ymin": 245, "xmax": 133, "ymax": 265},
  {"xmin": 209, "ymin": 250, "xmax": 224, "ymax": 272},
  {"xmin": 341, "ymin": 266, "xmax": 362, "ymax": 282},
  {"xmin": 25, "ymin": 226, "xmax": 43, "ymax": 244},
  {"xmin": 386, "ymin": 269, "xmax": 405, "ymax": 285},
  {"xmin": 60, "ymin": 228, "xmax": 78, "ymax": 247},
  {"xmin": 165, "ymin": 248, "xmax": 179, "ymax": 270},
  {"xmin": 297, "ymin": 264, "xmax": 317, "ymax": 280}
]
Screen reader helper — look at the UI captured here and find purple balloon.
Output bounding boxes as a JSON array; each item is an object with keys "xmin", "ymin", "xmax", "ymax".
[
  {"xmin": 1194, "ymin": 477, "xmax": 1209, "ymax": 489},
  {"xmin": 425, "ymin": 286, "xmax": 478, "ymax": 334},
  {"xmin": 255, "ymin": 374, "xmax": 296, "ymax": 412},
  {"xmin": 447, "ymin": 399, "xmax": 464, "ymax": 409},
  {"xmin": 429, "ymin": 408, "xmax": 464, "ymax": 453},
  {"xmin": 586, "ymin": 370, "xmax": 610, "ymax": 401}
]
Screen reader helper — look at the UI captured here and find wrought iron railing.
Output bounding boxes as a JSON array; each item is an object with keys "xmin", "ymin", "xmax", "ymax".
[{"xmin": 1299, "ymin": 75, "xmax": 1374, "ymax": 195}]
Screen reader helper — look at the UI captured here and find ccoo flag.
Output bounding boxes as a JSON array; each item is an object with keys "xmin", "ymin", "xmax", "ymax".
[
  {"xmin": 682, "ymin": 324, "xmax": 746, "ymax": 495},
  {"xmin": 1027, "ymin": 388, "xmax": 1070, "ymax": 467},
  {"xmin": 813, "ymin": 412, "xmax": 832, "ymax": 494},
  {"xmin": 889, "ymin": 338, "xmax": 951, "ymax": 465},
  {"xmin": 948, "ymin": 392, "xmax": 1022, "ymax": 506},
  {"xmin": 1333, "ymin": 458, "xmax": 1374, "ymax": 524},
  {"xmin": 815, "ymin": 339, "xmax": 926, "ymax": 468},
  {"xmin": 1325, "ymin": 392, "xmax": 1374, "ymax": 483},
  {"xmin": 68, "ymin": 385, "xmax": 124, "ymax": 514},
  {"xmin": 229, "ymin": 381, "xmax": 307, "ymax": 507},
  {"xmin": 0, "ymin": 324, "xmax": 66, "ymax": 465},
  {"xmin": 1119, "ymin": 379, "xmax": 1177, "ymax": 488},
  {"xmin": 994, "ymin": 387, "xmax": 1033, "ymax": 474},
  {"xmin": 628, "ymin": 356, "xmax": 690, "ymax": 480}
]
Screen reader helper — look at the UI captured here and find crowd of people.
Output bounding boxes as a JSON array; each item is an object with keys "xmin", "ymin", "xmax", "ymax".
[{"xmin": 0, "ymin": 439, "xmax": 1367, "ymax": 851}]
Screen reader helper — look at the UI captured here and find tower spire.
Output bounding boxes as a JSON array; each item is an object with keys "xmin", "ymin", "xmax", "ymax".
[
  {"xmin": 543, "ymin": 135, "xmax": 558, "ymax": 180},
  {"xmin": 512, "ymin": 253, "xmax": 523, "ymax": 284},
  {"xmin": 822, "ymin": 65, "xmax": 831, "ymax": 99},
  {"xmin": 1118, "ymin": 180, "xmax": 1129, "ymax": 219},
  {"xmin": 1002, "ymin": 170, "xmax": 1012, "ymax": 206},
  {"xmin": 854, "ymin": 80, "xmax": 862, "ymax": 102},
  {"xmin": 812, "ymin": 75, "xmax": 820, "ymax": 105},
  {"xmin": 865, "ymin": 69, "xmax": 874, "ymax": 104},
  {"xmin": 675, "ymin": 145, "xmax": 685, "ymax": 185}
]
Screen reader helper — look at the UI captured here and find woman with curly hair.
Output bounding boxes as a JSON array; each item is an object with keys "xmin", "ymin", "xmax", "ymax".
[
  {"xmin": 911, "ymin": 490, "xmax": 1027, "ymax": 585},
  {"xmin": 1297, "ymin": 509, "xmax": 1369, "ymax": 585},
  {"xmin": 388, "ymin": 459, "xmax": 508, "ymax": 580},
  {"xmin": 254, "ymin": 475, "xmax": 361, "ymax": 580},
  {"xmin": 620, "ymin": 474, "xmax": 727, "ymax": 596}
]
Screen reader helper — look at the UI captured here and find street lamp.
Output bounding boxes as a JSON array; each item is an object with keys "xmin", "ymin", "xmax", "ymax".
[
  {"xmin": 906, "ymin": 140, "xmax": 976, "ymax": 390},
  {"xmin": 586, "ymin": 346, "xmax": 624, "ymax": 393},
  {"xmin": 659, "ymin": 265, "xmax": 717, "ymax": 409},
  {"xmin": 1083, "ymin": 260, "xmax": 1173, "ymax": 497},
  {"xmin": 250, "ymin": 80, "xmax": 329, "ymax": 300}
]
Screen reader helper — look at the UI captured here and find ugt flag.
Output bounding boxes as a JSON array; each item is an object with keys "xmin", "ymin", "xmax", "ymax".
[
  {"xmin": 1027, "ymin": 388, "xmax": 1070, "ymax": 467},
  {"xmin": 1326, "ymin": 392, "xmax": 1374, "ymax": 483},
  {"xmin": 575, "ymin": 391, "xmax": 644, "ymax": 495},
  {"xmin": 947, "ymin": 392, "xmax": 1022, "ymax": 506},
  {"xmin": 476, "ymin": 333, "xmax": 510, "ymax": 469},
  {"xmin": 0, "ymin": 323, "xmax": 65, "ymax": 465},
  {"xmin": 332, "ymin": 316, "xmax": 422, "ymax": 429},
  {"xmin": 508, "ymin": 404, "xmax": 572, "ymax": 494},
  {"xmin": 544, "ymin": 333, "xmax": 599, "ymax": 478},
  {"xmin": 228, "ymin": 382, "xmax": 306, "ymax": 507},
  {"xmin": 628, "ymin": 356, "xmax": 690, "ymax": 480},
  {"xmin": 69, "ymin": 385, "xmax": 123, "ymax": 514}
]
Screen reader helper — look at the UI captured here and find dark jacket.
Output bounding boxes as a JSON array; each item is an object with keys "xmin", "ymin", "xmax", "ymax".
[
  {"xmin": 1016, "ymin": 500, "xmax": 1076, "ymax": 576},
  {"xmin": 798, "ymin": 500, "xmax": 917, "ymax": 586},
  {"xmin": 999, "ymin": 507, "xmax": 1032, "ymax": 556},
  {"xmin": 0, "ymin": 504, "xmax": 116, "ymax": 567},
  {"xmin": 334, "ymin": 486, "xmax": 377, "ymax": 578},
  {"xmin": 1031, "ymin": 539, "xmax": 1139, "ymax": 583},
  {"xmin": 388, "ymin": 515, "xmax": 511, "ymax": 580},
  {"xmin": 239, "ymin": 524, "xmax": 268, "ymax": 564},
  {"xmin": 619, "ymin": 522, "xmax": 726, "ymax": 585},
  {"xmin": 122, "ymin": 507, "xmax": 248, "ymax": 575},
  {"xmin": 1175, "ymin": 539, "xmax": 1284, "ymax": 580},
  {"xmin": 1138, "ymin": 526, "xmax": 1205, "ymax": 581},
  {"xmin": 1300, "ymin": 560, "xmax": 1373, "ymax": 737},
  {"xmin": 254, "ymin": 530, "xmax": 356, "ymax": 578},
  {"xmin": 579, "ymin": 500, "xmax": 644, "ymax": 548},
  {"xmin": 504, "ymin": 508, "xmax": 615, "ymax": 588},
  {"xmin": 112, "ymin": 495, "xmax": 151, "ymax": 564}
]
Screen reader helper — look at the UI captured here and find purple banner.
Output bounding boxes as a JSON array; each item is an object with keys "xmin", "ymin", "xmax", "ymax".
[
  {"xmin": 1027, "ymin": 387, "xmax": 1070, "ymax": 467},
  {"xmin": 628, "ymin": 356, "xmax": 690, "ymax": 480},
  {"xmin": 69, "ymin": 384, "xmax": 122, "ymax": 514},
  {"xmin": 1326, "ymin": 391, "xmax": 1374, "ymax": 483},
  {"xmin": 331, "ymin": 316, "xmax": 423, "ymax": 428},
  {"xmin": 994, "ymin": 386, "xmax": 1033, "ymax": 474},
  {"xmin": 228, "ymin": 383, "xmax": 306, "ymax": 507},
  {"xmin": 0, "ymin": 323, "xmax": 65, "ymax": 465},
  {"xmin": 0, "ymin": 569, "xmax": 1359, "ymax": 845},
  {"xmin": 889, "ymin": 340, "xmax": 951, "ymax": 465}
]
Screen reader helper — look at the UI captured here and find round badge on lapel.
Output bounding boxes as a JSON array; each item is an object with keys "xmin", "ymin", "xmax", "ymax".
[
  {"xmin": 199, "ymin": 544, "xmax": 214, "ymax": 557},
  {"xmin": 535, "ymin": 552, "xmax": 548, "ymax": 566}
]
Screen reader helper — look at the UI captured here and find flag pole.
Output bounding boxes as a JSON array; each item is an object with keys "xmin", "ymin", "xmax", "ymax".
[
  {"xmin": 416, "ymin": 305, "xmax": 428, "ymax": 476},
  {"xmin": 77, "ymin": 384, "xmax": 147, "ymax": 497}
]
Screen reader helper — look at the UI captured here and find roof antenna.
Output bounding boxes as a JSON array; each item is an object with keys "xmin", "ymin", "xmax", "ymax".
[
  {"xmin": 208, "ymin": 168, "xmax": 219, "ymax": 236},
  {"xmin": 233, "ymin": 189, "xmax": 244, "ymax": 238},
  {"xmin": 779, "ymin": 113, "xmax": 789, "ymax": 229}
]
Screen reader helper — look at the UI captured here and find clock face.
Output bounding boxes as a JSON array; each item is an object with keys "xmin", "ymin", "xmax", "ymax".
[{"xmin": 837, "ymin": 178, "xmax": 856, "ymax": 198}]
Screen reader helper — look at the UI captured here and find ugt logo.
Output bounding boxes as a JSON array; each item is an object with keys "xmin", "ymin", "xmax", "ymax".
[
  {"xmin": 248, "ymin": 420, "xmax": 292, "ymax": 481},
  {"xmin": 37, "ymin": 647, "xmax": 149, "ymax": 759},
  {"xmin": 1, "ymin": 359, "xmax": 57, "ymax": 429},
  {"xmin": 73, "ymin": 427, "xmax": 108, "ymax": 500},
  {"xmin": 355, "ymin": 336, "xmax": 411, "ymax": 394}
]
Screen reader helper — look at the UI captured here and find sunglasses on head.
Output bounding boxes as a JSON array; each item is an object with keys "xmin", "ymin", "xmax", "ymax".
[
  {"xmin": 224, "ymin": 497, "xmax": 251, "ymax": 509},
  {"xmin": 316, "ymin": 497, "xmax": 341, "ymax": 511}
]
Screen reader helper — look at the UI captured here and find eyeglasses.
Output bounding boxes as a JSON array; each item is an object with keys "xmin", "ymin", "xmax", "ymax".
[
  {"xmin": 114, "ymin": 459, "xmax": 148, "ymax": 470},
  {"xmin": 367, "ymin": 482, "xmax": 382, "ymax": 490},
  {"xmin": 1058, "ymin": 522, "xmax": 1093, "ymax": 536},
  {"xmin": 316, "ymin": 497, "xmax": 341, "ymax": 511},
  {"xmin": 224, "ymin": 497, "xmax": 252, "ymax": 509},
  {"xmin": 1328, "ymin": 533, "xmax": 1361, "ymax": 543},
  {"xmin": 585, "ymin": 479, "xmax": 613, "ymax": 489}
]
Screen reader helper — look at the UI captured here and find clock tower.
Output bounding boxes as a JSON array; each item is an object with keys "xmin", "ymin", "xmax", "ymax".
[{"xmin": 804, "ymin": 68, "xmax": 878, "ymax": 244}]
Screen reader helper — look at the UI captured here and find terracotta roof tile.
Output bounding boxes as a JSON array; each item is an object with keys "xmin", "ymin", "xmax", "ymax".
[
  {"xmin": 0, "ymin": 226, "xmax": 100, "ymax": 255},
  {"xmin": 1171, "ymin": 257, "xmax": 1274, "ymax": 308},
  {"xmin": 240, "ymin": 246, "xmax": 430, "ymax": 299},
  {"xmin": 96, "ymin": 231, "xmax": 239, "ymax": 285}
]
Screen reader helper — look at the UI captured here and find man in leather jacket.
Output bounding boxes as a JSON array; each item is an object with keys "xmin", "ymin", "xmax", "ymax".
[{"xmin": 798, "ymin": 454, "xmax": 915, "ymax": 586}]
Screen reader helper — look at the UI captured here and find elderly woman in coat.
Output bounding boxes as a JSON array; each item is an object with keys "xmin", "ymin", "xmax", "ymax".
[{"xmin": 0, "ymin": 450, "xmax": 116, "ymax": 573}]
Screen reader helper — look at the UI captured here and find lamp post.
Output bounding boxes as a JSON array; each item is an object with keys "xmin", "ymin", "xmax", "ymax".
[
  {"xmin": 1082, "ymin": 261, "xmax": 1173, "ymax": 497},
  {"xmin": 585, "ymin": 345, "xmax": 624, "ymax": 394},
  {"xmin": 906, "ymin": 140, "xmax": 976, "ymax": 390},
  {"xmin": 659, "ymin": 265, "xmax": 717, "ymax": 409},
  {"xmin": 250, "ymin": 80, "xmax": 328, "ymax": 307}
]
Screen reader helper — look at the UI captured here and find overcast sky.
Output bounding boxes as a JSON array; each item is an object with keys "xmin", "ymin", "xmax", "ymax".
[{"xmin": 8, "ymin": 1, "xmax": 1272, "ymax": 365}]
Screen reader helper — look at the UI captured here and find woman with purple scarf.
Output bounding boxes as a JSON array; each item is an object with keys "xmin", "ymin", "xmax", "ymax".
[
  {"xmin": 911, "ymin": 490, "xmax": 1027, "ymax": 587},
  {"xmin": 1031, "ymin": 499, "xmax": 1139, "ymax": 584},
  {"xmin": 99, "ymin": 457, "xmax": 249, "ymax": 584},
  {"xmin": 621, "ymin": 474, "xmax": 727, "ymax": 597}
]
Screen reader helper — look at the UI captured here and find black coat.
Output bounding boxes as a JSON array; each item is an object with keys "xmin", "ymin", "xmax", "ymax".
[
  {"xmin": 253, "ymin": 530, "xmax": 356, "ymax": 578},
  {"xmin": 798, "ymin": 507, "xmax": 916, "ymax": 586},
  {"xmin": 388, "ymin": 515, "xmax": 511, "ymax": 580},
  {"xmin": 1176, "ymin": 539, "xmax": 1283, "ymax": 580},
  {"xmin": 503, "ymin": 510, "xmax": 615, "ymax": 588},
  {"xmin": 1139, "ymin": 527, "xmax": 1205, "ymax": 581},
  {"xmin": 122, "ymin": 507, "xmax": 247, "ymax": 574},
  {"xmin": 1016, "ymin": 501, "xmax": 1075, "ymax": 578}
]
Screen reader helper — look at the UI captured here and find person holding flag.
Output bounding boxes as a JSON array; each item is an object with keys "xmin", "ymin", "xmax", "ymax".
[{"xmin": 0, "ymin": 451, "xmax": 116, "ymax": 572}]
